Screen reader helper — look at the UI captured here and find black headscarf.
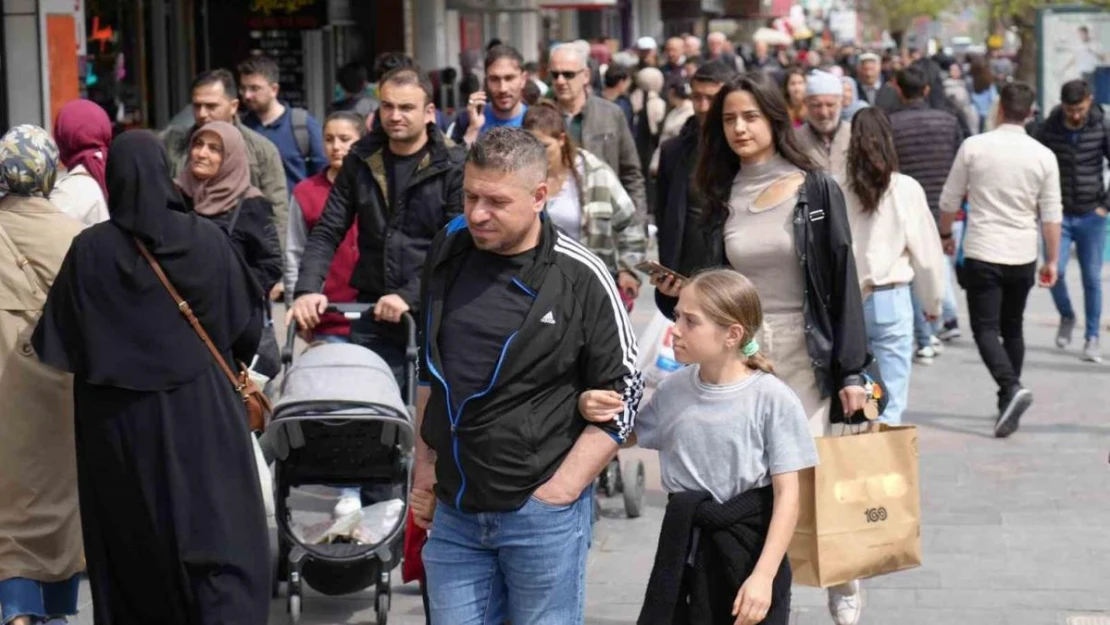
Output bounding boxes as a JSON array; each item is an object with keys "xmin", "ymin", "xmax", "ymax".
[{"xmin": 33, "ymin": 130, "xmax": 264, "ymax": 391}]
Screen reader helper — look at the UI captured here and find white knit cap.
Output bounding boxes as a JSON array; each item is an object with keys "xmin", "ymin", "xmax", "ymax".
[
  {"xmin": 806, "ymin": 71, "xmax": 843, "ymax": 97},
  {"xmin": 637, "ymin": 36, "xmax": 658, "ymax": 51}
]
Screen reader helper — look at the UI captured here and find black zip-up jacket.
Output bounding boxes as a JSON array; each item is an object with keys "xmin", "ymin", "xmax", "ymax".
[
  {"xmin": 419, "ymin": 215, "xmax": 644, "ymax": 512},
  {"xmin": 889, "ymin": 100, "xmax": 963, "ymax": 218},
  {"xmin": 655, "ymin": 117, "xmax": 700, "ymax": 272},
  {"xmin": 1028, "ymin": 105, "xmax": 1110, "ymax": 216},
  {"xmin": 294, "ymin": 123, "xmax": 465, "ymax": 335},
  {"xmin": 656, "ymin": 172, "xmax": 868, "ymax": 414}
]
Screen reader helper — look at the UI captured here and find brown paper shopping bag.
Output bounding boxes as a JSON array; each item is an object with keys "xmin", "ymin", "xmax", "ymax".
[{"xmin": 787, "ymin": 424, "xmax": 922, "ymax": 588}]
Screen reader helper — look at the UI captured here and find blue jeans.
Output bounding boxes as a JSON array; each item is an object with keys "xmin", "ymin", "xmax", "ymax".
[
  {"xmin": 423, "ymin": 487, "xmax": 594, "ymax": 625},
  {"xmin": 1050, "ymin": 211, "xmax": 1107, "ymax": 339},
  {"xmin": 864, "ymin": 286, "xmax": 915, "ymax": 425},
  {"xmin": 941, "ymin": 221, "xmax": 964, "ymax": 324},
  {"xmin": 910, "ymin": 287, "xmax": 934, "ymax": 349},
  {"xmin": 0, "ymin": 576, "xmax": 80, "ymax": 624}
]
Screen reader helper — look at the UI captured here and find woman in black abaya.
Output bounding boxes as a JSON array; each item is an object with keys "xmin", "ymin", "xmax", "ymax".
[{"xmin": 31, "ymin": 130, "xmax": 269, "ymax": 625}]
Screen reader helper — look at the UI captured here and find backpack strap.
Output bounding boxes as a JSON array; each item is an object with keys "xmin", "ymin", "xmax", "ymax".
[{"xmin": 291, "ymin": 107, "xmax": 310, "ymax": 158}]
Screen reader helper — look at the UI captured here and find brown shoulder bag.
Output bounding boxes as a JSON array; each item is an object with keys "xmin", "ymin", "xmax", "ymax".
[{"xmin": 134, "ymin": 239, "xmax": 273, "ymax": 432}]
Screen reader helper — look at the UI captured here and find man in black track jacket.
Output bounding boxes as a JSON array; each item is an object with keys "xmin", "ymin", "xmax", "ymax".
[{"xmin": 410, "ymin": 127, "xmax": 643, "ymax": 625}]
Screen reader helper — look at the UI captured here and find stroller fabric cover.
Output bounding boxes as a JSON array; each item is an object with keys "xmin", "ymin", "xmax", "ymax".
[{"xmin": 275, "ymin": 342, "xmax": 408, "ymax": 417}]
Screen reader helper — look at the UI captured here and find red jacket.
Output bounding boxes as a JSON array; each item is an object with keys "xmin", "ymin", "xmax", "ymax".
[{"xmin": 293, "ymin": 172, "xmax": 359, "ymax": 336}]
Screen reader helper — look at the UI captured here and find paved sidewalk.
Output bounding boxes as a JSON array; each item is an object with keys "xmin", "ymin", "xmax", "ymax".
[{"xmin": 71, "ymin": 267, "xmax": 1110, "ymax": 624}]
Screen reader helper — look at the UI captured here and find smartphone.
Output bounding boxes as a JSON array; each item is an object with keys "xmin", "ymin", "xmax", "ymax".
[
  {"xmin": 634, "ymin": 261, "xmax": 686, "ymax": 281},
  {"xmin": 475, "ymin": 103, "xmax": 485, "ymax": 117}
]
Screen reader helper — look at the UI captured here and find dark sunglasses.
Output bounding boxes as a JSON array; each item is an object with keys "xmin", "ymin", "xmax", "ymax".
[{"xmin": 550, "ymin": 70, "xmax": 582, "ymax": 81}]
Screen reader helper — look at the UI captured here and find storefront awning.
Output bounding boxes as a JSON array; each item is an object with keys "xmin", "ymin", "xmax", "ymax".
[{"xmin": 539, "ymin": 0, "xmax": 617, "ymax": 8}]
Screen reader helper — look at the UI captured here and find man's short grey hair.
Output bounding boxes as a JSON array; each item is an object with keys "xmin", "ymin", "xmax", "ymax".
[
  {"xmin": 550, "ymin": 43, "xmax": 588, "ymax": 70},
  {"xmin": 466, "ymin": 127, "xmax": 548, "ymax": 184}
]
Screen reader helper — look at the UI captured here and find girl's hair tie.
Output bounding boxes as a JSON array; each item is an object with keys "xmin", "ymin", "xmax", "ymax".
[{"xmin": 742, "ymin": 340, "xmax": 760, "ymax": 358}]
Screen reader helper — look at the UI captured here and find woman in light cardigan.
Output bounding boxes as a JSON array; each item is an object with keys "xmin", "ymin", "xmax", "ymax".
[{"xmin": 840, "ymin": 107, "xmax": 947, "ymax": 425}]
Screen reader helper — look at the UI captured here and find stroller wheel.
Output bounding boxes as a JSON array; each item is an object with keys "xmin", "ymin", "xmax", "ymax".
[
  {"xmin": 376, "ymin": 593, "xmax": 390, "ymax": 625},
  {"xmin": 600, "ymin": 460, "xmax": 619, "ymax": 497},
  {"xmin": 288, "ymin": 593, "xmax": 301, "ymax": 623},
  {"xmin": 622, "ymin": 459, "xmax": 646, "ymax": 519}
]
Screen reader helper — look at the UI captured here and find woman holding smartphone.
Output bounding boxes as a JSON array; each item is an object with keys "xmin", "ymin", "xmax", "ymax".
[{"xmin": 652, "ymin": 71, "xmax": 871, "ymax": 625}]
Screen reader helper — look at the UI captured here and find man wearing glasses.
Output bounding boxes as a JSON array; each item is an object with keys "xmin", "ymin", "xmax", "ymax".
[{"xmin": 549, "ymin": 43, "xmax": 647, "ymax": 217}]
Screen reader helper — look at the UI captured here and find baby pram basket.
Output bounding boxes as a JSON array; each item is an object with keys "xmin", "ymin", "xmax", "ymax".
[{"xmin": 271, "ymin": 303, "xmax": 416, "ymax": 625}]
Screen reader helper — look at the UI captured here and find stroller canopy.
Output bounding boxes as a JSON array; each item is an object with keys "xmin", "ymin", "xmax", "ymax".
[{"xmin": 275, "ymin": 343, "xmax": 408, "ymax": 417}]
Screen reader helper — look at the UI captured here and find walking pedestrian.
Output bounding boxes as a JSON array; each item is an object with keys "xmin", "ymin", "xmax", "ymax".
[
  {"xmin": 783, "ymin": 66, "xmax": 808, "ymax": 128},
  {"xmin": 32, "ymin": 130, "xmax": 270, "ymax": 625},
  {"xmin": 451, "ymin": 45, "xmax": 529, "ymax": 147},
  {"xmin": 840, "ymin": 76, "xmax": 869, "ymax": 122},
  {"xmin": 938, "ymin": 82, "xmax": 1063, "ymax": 438},
  {"xmin": 522, "ymin": 100, "xmax": 645, "ymax": 305},
  {"xmin": 1027, "ymin": 80, "xmax": 1109, "ymax": 362},
  {"xmin": 408, "ymin": 127, "xmax": 643, "ymax": 624},
  {"xmin": 331, "ymin": 61, "xmax": 379, "ymax": 121},
  {"xmin": 238, "ymin": 56, "xmax": 328, "ymax": 200},
  {"xmin": 654, "ymin": 71, "xmax": 870, "ymax": 625},
  {"xmin": 650, "ymin": 79, "xmax": 694, "ymax": 174},
  {"xmin": 584, "ymin": 269, "xmax": 815, "ymax": 625},
  {"xmin": 177, "ymin": 121, "xmax": 283, "ymax": 379},
  {"xmin": 601, "ymin": 63, "xmax": 635, "ymax": 130},
  {"xmin": 550, "ymin": 43, "xmax": 647, "ymax": 216},
  {"xmin": 631, "ymin": 67, "xmax": 666, "ymax": 186},
  {"xmin": 841, "ymin": 108, "xmax": 947, "ymax": 425},
  {"xmin": 794, "ymin": 70, "xmax": 851, "ymax": 177},
  {"xmin": 0, "ymin": 125, "xmax": 85, "ymax": 625},
  {"xmin": 159, "ymin": 69, "xmax": 288, "ymax": 248},
  {"xmin": 969, "ymin": 58, "xmax": 998, "ymax": 135},
  {"xmin": 889, "ymin": 65, "xmax": 964, "ymax": 364},
  {"xmin": 50, "ymin": 99, "xmax": 111, "ymax": 226},
  {"xmin": 288, "ymin": 65, "xmax": 464, "ymax": 389}
]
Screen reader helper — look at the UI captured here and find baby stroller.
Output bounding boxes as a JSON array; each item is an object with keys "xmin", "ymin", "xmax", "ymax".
[{"xmin": 271, "ymin": 303, "xmax": 417, "ymax": 624}]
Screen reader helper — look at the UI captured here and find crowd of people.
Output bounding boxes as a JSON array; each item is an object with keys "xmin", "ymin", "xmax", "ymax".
[{"xmin": 0, "ymin": 26, "xmax": 1103, "ymax": 625}]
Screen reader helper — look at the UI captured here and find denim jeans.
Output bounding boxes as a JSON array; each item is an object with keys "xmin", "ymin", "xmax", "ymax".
[
  {"xmin": 910, "ymin": 287, "xmax": 934, "ymax": 349},
  {"xmin": 0, "ymin": 576, "xmax": 80, "ymax": 624},
  {"xmin": 1050, "ymin": 211, "xmax": 1108, "ymax": 339},
  {"xmin": 864, "ymin": 286, "xmax": 915, "ymax": 425},
  {"xmin": 422, "ymin": 487, "xmax": 594, "ymax": 625}
]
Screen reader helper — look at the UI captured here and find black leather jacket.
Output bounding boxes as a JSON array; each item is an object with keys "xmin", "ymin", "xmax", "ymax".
[{"xmin": 656, "ymin": 171, "xmax": 868, "ymax": 414}]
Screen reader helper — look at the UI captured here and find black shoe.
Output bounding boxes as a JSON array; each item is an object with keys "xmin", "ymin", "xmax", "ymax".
[{"xmin": 995, "ymin": 387, "xmax": 1033, "ymax": 438}]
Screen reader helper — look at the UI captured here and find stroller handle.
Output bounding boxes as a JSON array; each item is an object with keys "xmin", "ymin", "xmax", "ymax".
[{"xmin": 281, "ymin": 302, "xmax": 419, "ymax": 409}]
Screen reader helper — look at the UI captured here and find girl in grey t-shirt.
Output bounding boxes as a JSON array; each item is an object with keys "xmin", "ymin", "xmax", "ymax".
[{"xmin": 580, "ymin": 269, "xmax": 817, "ymax": 624}]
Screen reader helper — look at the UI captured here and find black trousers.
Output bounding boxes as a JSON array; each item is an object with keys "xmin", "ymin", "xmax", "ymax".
[{"xmin": 960, "ymin": 258, "xmax": 1036, "ymax": 393}]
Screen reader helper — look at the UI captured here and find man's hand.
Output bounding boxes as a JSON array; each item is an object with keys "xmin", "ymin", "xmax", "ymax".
[
  {"xmin": 287, "ymin": 293, "xmax": 329, "ymax": 331},
  {"xmin": 374, "ymin": 294, "xmax": 411, "ymax": 323},
  {"xmin": 838, "ymin": 385, "xmax": 869, "ymax": 417},
  {"xmin": 467, "ymin": 91, "xmax": 488, "ymax": 129},
  {"xmin": 1096, "ymin": 207, "xmax": 1108, "ymax": 218},
  {"xmin": 732, "ymin": 571, "xmax": 774, "ymax": 625},
  {"xmin": 1038, "ymin": 263, "xmax": 1059, "ymax": 288},
  {"xmin": 531, "ymin": 475, "xmax": 580, "ymax": 507},
  {"xmin": 618, "ymin": 271, "xmax": 641, "ymax": 300},
  {"xmin": 578, "ymin": 389, "xmax": 624, "ymax": 423},
  {"xmin": 270, "ymin": 282, "xmax": 285, "ymax": 303},
  {"xmin": 942, "ymin": 237, "xmax": 957, "ymax": 257},
  {"xmin": 410, "ymin": 488, "xmax": 436, "ymax": 530}
]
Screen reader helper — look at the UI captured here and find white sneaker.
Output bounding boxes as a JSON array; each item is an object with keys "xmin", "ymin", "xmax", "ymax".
[
  {"xmin": 929, "ymin": 335, "xmax": 944, "ymax": 354},
  {"xmin": 914, "ymin": 345, "xmax": 937, "ymax": 364},
  {"xmin": 827, "ymin": 580, "xmax": 862, "ymax": 625},
  {"xmin": 333, "ymin": 489, "xmax": 362, "ymax": 518}
]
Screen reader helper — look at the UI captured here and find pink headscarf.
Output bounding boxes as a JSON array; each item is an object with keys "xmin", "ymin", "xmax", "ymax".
[
  {"xmin": 54, "ymin": 99, "xmax": 112, "ymax": 199},
  {"xmin": 176, "ymin": 121, "xmax": 262, "ymax": 216}
]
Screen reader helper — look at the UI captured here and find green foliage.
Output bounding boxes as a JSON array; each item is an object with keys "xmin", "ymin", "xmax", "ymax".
[{"xmin": 866, "ymin": 0, "xmax": 954, "ymax": 31}]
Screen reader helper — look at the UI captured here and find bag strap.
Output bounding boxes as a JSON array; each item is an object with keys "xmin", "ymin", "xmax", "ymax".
[
  {"xmin": 134, "ymin": 238, "xmax": 246, "ymax": 394},
  {"xmin": 291, "ymin": 107, "xmax": 310, "ymax": 158},
  {"xmin": 226, "ymin": 198, "xmax": 244, "ymax": 235}
]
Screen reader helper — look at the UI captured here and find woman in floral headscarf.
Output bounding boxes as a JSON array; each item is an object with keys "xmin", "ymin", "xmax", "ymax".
[{"xmin": 0, "ymin": 125, "xmax": 85, "ymax": 625}]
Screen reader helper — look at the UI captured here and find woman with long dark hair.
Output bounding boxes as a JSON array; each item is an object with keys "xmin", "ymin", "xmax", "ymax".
[
  {"xmin": 969, "ymin": 57, "xmax": 998, "ymax": 133},
  {"xmin": 842, "ymin": 108, "xmax": 946, "ymax": 426},
  {"xmin": 782, "ymin": 66, "xmax": 808, "ymax": 128},
  {"xmin": 653, "ymin": 70, "xmax": 870, "ymax": 625}
]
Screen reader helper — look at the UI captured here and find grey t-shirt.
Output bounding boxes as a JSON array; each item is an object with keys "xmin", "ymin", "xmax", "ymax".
[{"xmin": 636, "ymin": 366, "xmax": 819, "ymax": 503}]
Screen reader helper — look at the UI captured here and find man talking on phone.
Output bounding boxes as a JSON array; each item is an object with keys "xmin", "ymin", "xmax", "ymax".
[
  {"xmin": 938, "ymin": 82, "xmax": 1062, "ymax": 438},
  {"xmin": 451, "ymin": 45, "xmax": 529, "ymax": 147}
]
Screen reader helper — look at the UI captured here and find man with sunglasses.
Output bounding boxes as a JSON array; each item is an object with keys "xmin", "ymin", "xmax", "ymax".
[{"xmin": 549, "ymin": 43, "xmax": 647, "ymax": 217}]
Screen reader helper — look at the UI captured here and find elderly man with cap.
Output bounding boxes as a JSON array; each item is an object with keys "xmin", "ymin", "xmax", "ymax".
[
  {"xmin": 795, "ymin": 70, "xmax": 852, "ymax": 178},
  {"xmin": 636, "ymin": 36, "xmax": 659, "ymax": 68},
  {"xmin": 856, "ymin": 51, "xmax": 901, "ymax": 111}
]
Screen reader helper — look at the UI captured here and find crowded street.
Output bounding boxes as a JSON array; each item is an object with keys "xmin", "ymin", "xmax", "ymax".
[
  {"xmin": 5, "ymin": 1, "xmax": 1110, "ymax": 624},
  {"xmin": 51, "ymin": 267, "xmax": 1110, "ymax": 624}
]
